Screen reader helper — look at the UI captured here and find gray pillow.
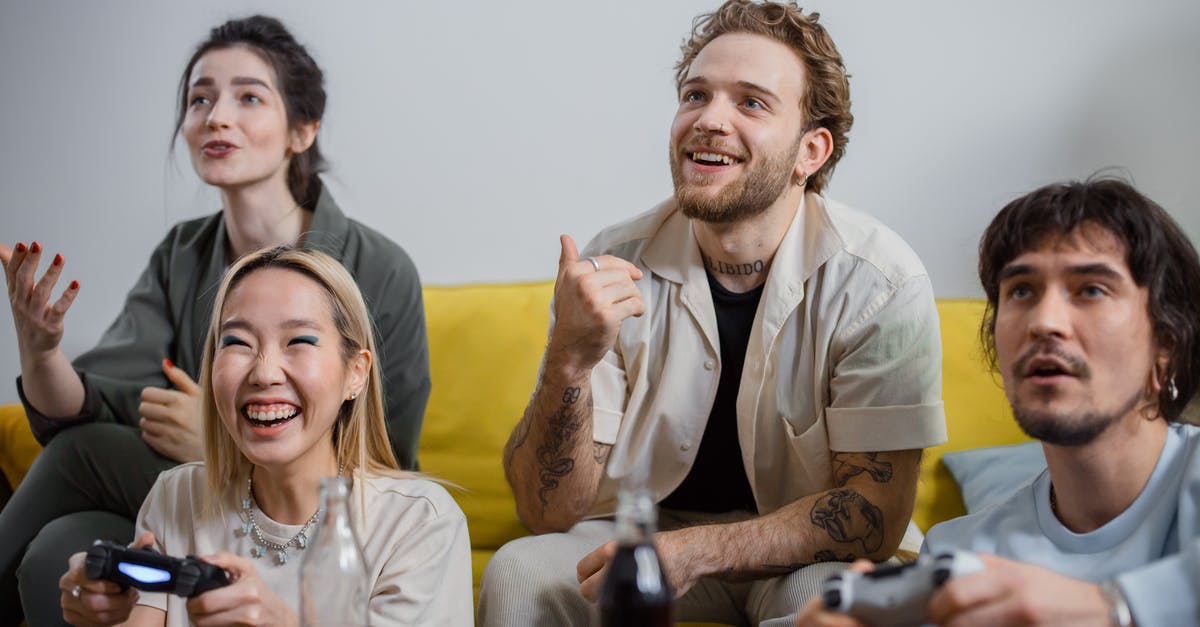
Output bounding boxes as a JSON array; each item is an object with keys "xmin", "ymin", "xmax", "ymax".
[{"xmin": 942, "ymin": 442, "xmax": 1046, "ymax": 513}]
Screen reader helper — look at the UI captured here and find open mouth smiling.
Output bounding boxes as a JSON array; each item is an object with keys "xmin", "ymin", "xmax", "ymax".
[
  {"xmin": 690, "ymin": 151, "xmax": 743, "ymax": 166},
  {"xmin": 243, "ymin": 402, "xmax": 300, "ymax": 428}
]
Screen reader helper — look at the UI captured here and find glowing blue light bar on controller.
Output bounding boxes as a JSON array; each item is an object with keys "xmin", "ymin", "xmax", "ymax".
[{"xmin": 118, "ymin": 562, "xmax": 171, "ymax": 584}]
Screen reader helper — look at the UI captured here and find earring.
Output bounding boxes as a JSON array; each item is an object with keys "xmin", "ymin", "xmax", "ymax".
[
  {"xmin": 348, "ymin": 391, "xmax": 358, "ymax": 401},
  {"xmin": 1168, "ymin": 377, "xmax": 1179, "ymax": 401},
  {"xmin": 796, "ymin": 171, "xmax": 808, "ymax": 188}
]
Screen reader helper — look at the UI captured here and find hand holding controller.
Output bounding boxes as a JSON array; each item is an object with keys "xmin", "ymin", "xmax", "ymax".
[
  {"xmin": 85, "ymin": 540, "xmax": 231, "ymax": 597},
  {"xmin": 821, "ymin": 551, "xmax": 984, "ymax": 626}
]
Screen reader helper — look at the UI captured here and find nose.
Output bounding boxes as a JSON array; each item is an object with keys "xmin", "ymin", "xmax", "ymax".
[
  {"xmin": 248, "ymin": 348, "xmax": 286, "ymax": 388},
  {"xmin": 206, "ymin": 95, "xmax": 233, "ymax": 130},
  {"xmin": 1028, "ymin": 288, "xmax": 1071, "ymax": 341},
  {"xmin": 693, "ymin": 100, "xmax": 732, "ymax": 136}
]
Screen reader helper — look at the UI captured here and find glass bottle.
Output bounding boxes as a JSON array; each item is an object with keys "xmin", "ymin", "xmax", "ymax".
[
  {"xmin": 299, "ymin": 476, "xmax": 369, "ymax": 626},
  {"xmin": 598, "ymin": 485, "xmax": 673, "ymax": 627}
]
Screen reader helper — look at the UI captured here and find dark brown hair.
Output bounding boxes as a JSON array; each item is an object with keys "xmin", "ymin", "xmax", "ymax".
[
  {"xmin": 172, "ymin": 15, "xmax": 327, "ymax": 207},
  {"xmin": 978, "ymin": 177, "xmax": 1200, "ymax": 421},
  {"xmin": 675, "ymin": 0, "xmax": 851, "ymax": 194}
]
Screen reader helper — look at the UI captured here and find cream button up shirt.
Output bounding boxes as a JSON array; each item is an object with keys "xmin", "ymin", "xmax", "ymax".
[{"xmin": 574, "ymin": 193, "xmax": 947, "ymax": 519}]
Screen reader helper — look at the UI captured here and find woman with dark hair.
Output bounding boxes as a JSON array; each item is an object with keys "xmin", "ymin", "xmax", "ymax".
[{"xmin": 0, "ymin": 16, "xmax": 430, "ymax": 625}]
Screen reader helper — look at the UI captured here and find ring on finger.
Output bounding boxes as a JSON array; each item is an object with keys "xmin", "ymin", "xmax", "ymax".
[
  {"xmin": 71, "ymin": 584, "xmax": 82, "ymax": 600},
  {"xmin": 586, "ymin": 257, "xmax": 600, "ymax": 272}
]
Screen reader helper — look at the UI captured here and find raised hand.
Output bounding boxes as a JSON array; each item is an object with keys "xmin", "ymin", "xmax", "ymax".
[
  {"xmin": 140, "ymin": 358, "xmax": 205, "ymax": 462},
  {"xmin": 547, "ymin": 234, "xmax": 645, "ymax": 374},
  {"xmin": 58, "ymin": 532, "xmax": 154, "ymax": 626},
  {"xmin": 186, "ymin": 552, "xmax": 297, "ymax": 627},
  {"xmin": 2, "ymin": 240, "xmax": 80, "ymax": 358}
]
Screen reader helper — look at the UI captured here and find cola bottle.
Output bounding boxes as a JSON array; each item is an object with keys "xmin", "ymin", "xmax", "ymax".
[
  {"xmin": 299, "ymin": 477, "xmax": 369, "ymax": 626},
  {"xmin": 598, "ymin": 485, "xmax": 673, "ymax": 627}
]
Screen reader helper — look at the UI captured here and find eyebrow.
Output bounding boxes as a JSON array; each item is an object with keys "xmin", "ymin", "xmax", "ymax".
[
  {"xmin": 998, "ymin": 262, "xmax": 1125, "ymax": 282},
  {"xmin": 189, "ymin": 76, "xmax": 272, "ymax": 90},
  {"xmin": 219, "ymin": 318, "xmax": 322, "ymax": 333},
  {"xmin": 679, "ymin": 76, "xmax": 781, "ymax": 104}
]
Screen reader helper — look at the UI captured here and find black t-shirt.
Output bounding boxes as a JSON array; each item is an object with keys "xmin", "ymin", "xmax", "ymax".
[{"xmin": 659, "ymin": 270, "xmax": 761, "ymax": 514}]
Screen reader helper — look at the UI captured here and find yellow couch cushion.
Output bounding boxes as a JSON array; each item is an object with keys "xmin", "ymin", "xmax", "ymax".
[
  {"xmin": 912, "ymin": 299, "xmax": 1031, "ymax": 531},
  {"xmin": 0, "ymin": 403, "xmax": 40, "ymax": 489},
  {"xmin": 419, "ymin": 282, "xmax": 553, "ymax": 552}
]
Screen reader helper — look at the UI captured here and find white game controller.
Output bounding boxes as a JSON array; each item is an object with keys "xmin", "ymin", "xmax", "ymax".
[{"xmin": 821, "ymin": 551, "xmax": 984, "ymax": 626}]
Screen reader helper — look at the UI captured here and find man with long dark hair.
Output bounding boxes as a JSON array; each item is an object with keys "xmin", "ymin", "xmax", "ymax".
[{"xmin": 798, "ymin": 178, "xmax": 1200, "ymax": 626}]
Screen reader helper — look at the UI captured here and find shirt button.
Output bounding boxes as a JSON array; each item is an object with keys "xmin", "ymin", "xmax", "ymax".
[
  {"xmin": 681, "ymin": 441, "xmax": 693, "ymax": 451},
  {"xmin": 703, "ymin": 360, "xmax": 715, "ymax": 370}
]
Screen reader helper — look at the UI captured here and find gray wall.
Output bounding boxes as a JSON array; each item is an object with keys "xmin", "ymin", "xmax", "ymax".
[{"xmin": 2, "ymin": 1, "xmax": 1198, "ymax": 404}]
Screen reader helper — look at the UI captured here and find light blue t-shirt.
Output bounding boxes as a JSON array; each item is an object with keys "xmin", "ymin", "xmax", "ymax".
[{"xmin": 924, "ymin": 423, "xmax": 1200, "ymax": 627}]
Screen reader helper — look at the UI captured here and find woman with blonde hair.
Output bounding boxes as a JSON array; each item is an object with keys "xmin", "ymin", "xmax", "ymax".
[{"xmin": 58, "ymin": 247, "xmax": 471, "ymax": 626}]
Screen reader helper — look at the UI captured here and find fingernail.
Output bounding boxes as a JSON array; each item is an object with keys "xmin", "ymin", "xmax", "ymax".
[
  {"xmin": 52, "ymin": 253, "xmax": 63, "ymax": 266},
  {"xmin": 69, "ymin": 280, "xmax": 80, "ymax": 290},
  {"xmin": 14, "ymin": 243, "xmax": 25, "ymax": 253},
  {"xmin": 30, "ymin": 241, "xmax": 40, "ymax": 254},
  {"xmin": 164, "ymin": 357, "xmax": 174, "ymax": 370}
]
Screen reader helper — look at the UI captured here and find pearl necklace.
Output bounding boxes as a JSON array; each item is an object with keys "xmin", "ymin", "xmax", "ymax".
[{"xmin": 236, "ymin": 466, "xmax": 341, "ymax": 565}]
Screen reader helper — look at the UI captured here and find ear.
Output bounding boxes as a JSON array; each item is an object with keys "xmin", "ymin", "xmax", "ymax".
[
  {"xmin": 289, "ymin": 119, "xmax": 320, "ymax": 155},
  {"xmin": 344, "ymin": 348, "xmax": 371, "ymax": 401},
  {"xmin": 1150, "ymin": 348, "xmax": 1171, "ymax": 393},
  {"xmin": 794, "ymin": 126, "xmax": 834, "ymax": 186}
]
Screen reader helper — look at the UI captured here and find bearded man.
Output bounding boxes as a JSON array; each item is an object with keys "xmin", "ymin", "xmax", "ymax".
[{"xmin": 481, "ymin": 2, "xmax": 946, "ymax": 625}]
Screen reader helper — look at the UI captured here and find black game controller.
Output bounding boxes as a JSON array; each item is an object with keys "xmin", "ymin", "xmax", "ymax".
[
  {"xmin": 821, "ymin": 551, "xmax": 984, "ymax": 626},
  {"xmin": 85, "ymin": 540, "xmax": 231, "ymax": 597}
]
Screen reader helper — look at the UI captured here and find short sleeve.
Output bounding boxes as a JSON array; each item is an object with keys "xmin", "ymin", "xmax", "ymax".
[
  {"xmin": 367, "ymin": 492, "xmax": 474, "ymax": 626},
  {"xmin": 826, "ymin": 275, "xmax": 947, "ymax": 452}
]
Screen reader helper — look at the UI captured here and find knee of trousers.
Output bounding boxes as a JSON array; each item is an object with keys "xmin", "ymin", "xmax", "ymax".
[
  {"xmin": 18, "ymin": 511, "xmax": 133, "ymax": 582},
  {"xmin": 31, "ymin": 422, "xmax": 138, "ymax": 477},
  {"xmin": 480, "ymin": 534, "xmax": 592, "ymax": 605}
]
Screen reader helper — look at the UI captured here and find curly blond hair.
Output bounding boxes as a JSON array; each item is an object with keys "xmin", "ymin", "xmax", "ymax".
[{"xmin": 675, "ymin": 0, "xmax": 852, "ymax": 194}]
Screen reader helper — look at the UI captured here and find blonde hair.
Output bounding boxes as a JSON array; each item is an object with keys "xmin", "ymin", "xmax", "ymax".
[
  {"xmin": 675, "ymin": 0, "xmax": 852, "ymax": 194},
  {"xmin": 200, "ymin": 246, "xmax": 411, "ymax": 514}
]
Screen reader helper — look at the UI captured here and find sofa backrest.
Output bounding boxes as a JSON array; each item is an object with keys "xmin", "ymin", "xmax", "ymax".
[{"xmin": 419, "ymin": 284, "xmax": 1032, "ymax": 552}]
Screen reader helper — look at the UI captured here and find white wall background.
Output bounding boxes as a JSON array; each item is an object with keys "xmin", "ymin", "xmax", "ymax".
[{"xmin": 1, "ymin": 1, "xmax": 1197, "ymax": 404}]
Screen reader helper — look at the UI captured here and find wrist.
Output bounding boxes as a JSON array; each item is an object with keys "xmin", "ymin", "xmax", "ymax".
[
  {"xmin": 544, "ymin": 340, "xmax": 596, "ymax": 382},
  {"xmin": 1099, "ymin": 580, "xmax": 1134, "ymax": 627}
]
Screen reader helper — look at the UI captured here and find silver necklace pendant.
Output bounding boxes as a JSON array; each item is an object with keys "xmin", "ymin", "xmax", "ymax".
[
  {"xmin": 251, "ymin": 545, "xmax": 266, "ymax": 559},
  {"xmin": 276, "ymin": 551, "xmax": 288, "ymax": 565}
]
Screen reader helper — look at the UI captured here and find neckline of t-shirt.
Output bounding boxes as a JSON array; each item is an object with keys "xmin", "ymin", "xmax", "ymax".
[{"xmin": 1035, "ymin": 424, "xmax": 1182, "ymax": 552}]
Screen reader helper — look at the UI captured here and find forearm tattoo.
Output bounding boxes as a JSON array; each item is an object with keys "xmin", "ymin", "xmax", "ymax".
[
  {"xmin": 809, "ymin": 489, "xmax": 885, "ymax": 556},
  {"xmin": 832, "ymin": 452, "xmax": 894, "ymax": 487},
  {"xmin": 593, "ymin": 442, "xmax": 611, "ymax": 465},
  {"xmin": 535, "ymin": 387, "xmax": 586, "ymax": 511}
]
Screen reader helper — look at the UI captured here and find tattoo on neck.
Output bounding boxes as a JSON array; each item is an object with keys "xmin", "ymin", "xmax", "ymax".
[
  {"xmin": 536, "ymin": 386, "xmax": 587, "ymax": 511},
  {"xmin": 702, "ymin": 253, "xmax": 765, "ymax": 277}
]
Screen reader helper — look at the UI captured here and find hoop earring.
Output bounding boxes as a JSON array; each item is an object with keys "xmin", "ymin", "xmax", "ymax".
[{"xmin": 796, "ymin": 171, "xmax": 808, "ymax": 188}]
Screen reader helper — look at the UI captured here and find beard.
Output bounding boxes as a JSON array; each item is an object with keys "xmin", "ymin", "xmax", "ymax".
[
  {"xmin": 1012, "ymin": 386, "xmax": 1142, "ymax": 446},
  {"xmin": 670, "ymin": 135, "xmax": 802, "ymax": 224}
]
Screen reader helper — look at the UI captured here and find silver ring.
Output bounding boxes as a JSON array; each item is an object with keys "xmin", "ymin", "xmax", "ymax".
[
  {"xmin": 586, "ymin": 257, "xmax": 600, "ymax": 272},
  {"xmin": 71, "ymin": 584, "xmax": 82, "ymax": 600}
]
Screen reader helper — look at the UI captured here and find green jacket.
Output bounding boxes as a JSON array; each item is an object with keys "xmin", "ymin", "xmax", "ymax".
[{"xmin": 18, "ymin": 184, "xmax": 430, "ymax": 469}]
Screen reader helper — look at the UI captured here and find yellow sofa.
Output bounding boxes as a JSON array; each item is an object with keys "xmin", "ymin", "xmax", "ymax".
[{"xmin": 0, "ymin": 283, "xmax": 1032, "ymax": 611}]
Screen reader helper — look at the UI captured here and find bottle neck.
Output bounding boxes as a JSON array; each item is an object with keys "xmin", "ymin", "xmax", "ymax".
[
  {"xmin": 614, "ymin": 487, "xmax": 657, "ymax": 546},
  {"xmin": 318, "ymin": 477, "xmax": 352, "ymax": 531}
]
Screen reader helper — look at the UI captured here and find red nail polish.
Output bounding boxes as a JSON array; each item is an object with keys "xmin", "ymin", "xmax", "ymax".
[
  {"xmin": 69, "ymin": 280, "xmax": 80, "ymax": 290},
  {"xmin": 52, "ymin": 253, "xmax": 63, "ymax": 266},
  {"xmin": 30, "ymin": 241, "xmax": 41, "ymax": 254},
  {"xmin": 164, "ymin": 357, "xmax": 174, "ymax": 370},
  {"xmin": 14, "ymin": 243, "xmax": 26, "ymax": 254}
]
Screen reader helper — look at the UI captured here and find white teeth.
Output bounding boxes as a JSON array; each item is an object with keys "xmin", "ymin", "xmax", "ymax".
[{"xmin": 692, "ymin": 152, "xmax": 734, "ymax": 165}]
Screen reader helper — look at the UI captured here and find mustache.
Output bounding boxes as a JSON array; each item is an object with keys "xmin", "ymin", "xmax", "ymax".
[{"xmin": 1011, "ymin": 341, "xmax": 1090, "ymax": 379}]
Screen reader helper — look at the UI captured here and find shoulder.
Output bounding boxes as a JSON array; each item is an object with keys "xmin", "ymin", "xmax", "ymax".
[
  {"xmin": 143, "ymin": 462, "xmax": 206, "ymax": 515},
  {"xmin": 362, "ymin": 475, "xmax": 465, "ymax": 524},
  {"xmin": 817, "ymin": 196, "xmax": 929, "ymax": 288},
  {"xmin": 581, "ymin": 198, "xmax": 677, "ymax": 263},
  {"xmin": 924, "ymin": 475, "xmax": 1041, "ymax": 554}
]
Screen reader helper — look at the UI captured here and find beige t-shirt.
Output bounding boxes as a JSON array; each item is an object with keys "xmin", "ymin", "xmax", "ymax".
[
  {"xmin": 134, "ymin": 462, "xmax": 473, "ymax": 626},
  {"xmin": 575, "ymin": 193, "xmax": 947, "ymax": 522}
]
